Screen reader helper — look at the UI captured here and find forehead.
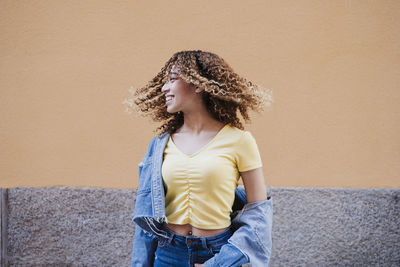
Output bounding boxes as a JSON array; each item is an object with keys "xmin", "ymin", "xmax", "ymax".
[{"xmin": 170, "ymin": 64, "xmax": 180, "ymax": 75}]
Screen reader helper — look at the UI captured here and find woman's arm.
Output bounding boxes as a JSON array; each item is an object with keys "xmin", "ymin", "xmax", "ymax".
[
  {"xmin": 240, "ymin": 167, "xmax": 267, "ymax": 202},
  {"xmin": 204, "ymin": 167, "xmax": 273, "ymax": 267}
]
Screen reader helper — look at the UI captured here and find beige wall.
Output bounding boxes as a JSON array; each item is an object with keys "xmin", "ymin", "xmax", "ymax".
[{"xmin": 1, "ymin": 0, "xmax": 399, "ymax": 189}]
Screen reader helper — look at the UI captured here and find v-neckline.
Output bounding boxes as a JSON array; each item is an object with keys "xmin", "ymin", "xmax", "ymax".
[{"xmin": 169, "ymin": 124, "xmax": 229, "ymax": 158}]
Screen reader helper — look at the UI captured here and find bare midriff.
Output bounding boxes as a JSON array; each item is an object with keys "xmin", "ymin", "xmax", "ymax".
[{"xmin": 166, "ymin": 222, "xmax": 229, "ymax": 237}]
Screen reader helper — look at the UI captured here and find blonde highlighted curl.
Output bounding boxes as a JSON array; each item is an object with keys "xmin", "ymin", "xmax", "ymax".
[{"xmin": 123, "ymin": 50, "xmax": 273, "ymax": 136}]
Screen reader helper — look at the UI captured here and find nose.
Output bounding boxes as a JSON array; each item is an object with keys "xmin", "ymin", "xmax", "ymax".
[{"xmin": 161, "ymin": 82, "xmax": 169, "ymax": 93}]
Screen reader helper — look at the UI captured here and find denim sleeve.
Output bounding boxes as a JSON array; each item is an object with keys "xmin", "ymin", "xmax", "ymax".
[
  {"xmin": 204, "ymin": 197, "xmax": 273, "ymax": 267},
  {"xmin": 131, "ymin": 224, "xmax": 158, "ymax": 267}
]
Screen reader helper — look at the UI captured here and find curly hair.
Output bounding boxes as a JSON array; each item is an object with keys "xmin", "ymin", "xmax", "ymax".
[{"xmin": 124, "ymin": 50, "xmax": 273, "ymax": 136}]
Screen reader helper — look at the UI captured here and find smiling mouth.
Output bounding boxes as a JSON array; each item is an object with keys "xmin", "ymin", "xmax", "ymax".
[{"xmin": 166, "ymin": 95, "xmax": 174, "ymax": 104}]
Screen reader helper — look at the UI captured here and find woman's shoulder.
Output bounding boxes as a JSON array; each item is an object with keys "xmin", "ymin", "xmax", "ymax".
[
  {"xmin": 155, "ymin": 131, "xmax": 170, "ymax": 140},
  {"xmin": 225, "ymin": 123, "xmax": 250, "ymax": 138},
  {"xmin": 223, "ymin": 125, "xmax": 261, "ymax": 150},
  {"xmin": 142, "ymin": 131, "xmax": 170, "ymax": 153}
]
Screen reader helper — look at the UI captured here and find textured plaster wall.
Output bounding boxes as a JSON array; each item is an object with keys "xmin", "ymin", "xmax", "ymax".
[{"xmin": 4, "ymin": 186, "xmax": 400, "ymax": 266}]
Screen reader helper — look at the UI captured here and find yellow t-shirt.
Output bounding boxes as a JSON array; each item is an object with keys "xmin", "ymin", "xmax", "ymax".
[{"xmin": 161, "ymin": 123, "xmax": 263, "ymax": 229}]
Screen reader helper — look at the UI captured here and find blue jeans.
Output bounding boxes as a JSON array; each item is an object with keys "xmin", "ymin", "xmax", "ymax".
[{"xmin": 153, "ymin": 224, "xmax": 233, "ymax": 267}]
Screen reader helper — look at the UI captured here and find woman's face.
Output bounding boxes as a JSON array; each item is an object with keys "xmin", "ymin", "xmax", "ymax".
[{"xmin": 161, "ymin": 65, "xmax": 202, "ymax": 114}]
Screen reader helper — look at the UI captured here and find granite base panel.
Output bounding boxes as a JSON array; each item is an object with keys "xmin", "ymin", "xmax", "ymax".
[{"xmin": 2, "ymin": 186, "xmax": 399, "ymax": 266}]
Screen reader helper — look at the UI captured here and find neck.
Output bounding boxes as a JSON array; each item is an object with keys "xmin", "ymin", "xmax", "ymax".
[{"xmin": 180, "ymin": 109, "xmax": 222, "ymax": 135}]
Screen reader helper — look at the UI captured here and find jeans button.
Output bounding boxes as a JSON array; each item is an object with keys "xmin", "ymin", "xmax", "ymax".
[{"xmin": 187, "ymin": 239, "xmax": 192, "ymax": 245}]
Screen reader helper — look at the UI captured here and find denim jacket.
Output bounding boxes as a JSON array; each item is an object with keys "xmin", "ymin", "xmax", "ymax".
[{"xmin": 131, "ymin": 131, "xmax": 273, "ymax": 267}]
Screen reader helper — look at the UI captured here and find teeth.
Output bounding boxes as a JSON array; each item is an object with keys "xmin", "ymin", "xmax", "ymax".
[{"xmin": 166, "ymin": 96, "xmax": 174, "ymax": 101}]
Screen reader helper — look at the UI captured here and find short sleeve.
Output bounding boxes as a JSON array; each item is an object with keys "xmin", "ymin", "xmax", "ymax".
[{"xmin": 235, "ymin": 131, "xmax": 263, "ymax": 172}]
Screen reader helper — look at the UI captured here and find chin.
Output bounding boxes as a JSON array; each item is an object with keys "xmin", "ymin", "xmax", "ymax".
[
  {"xmin": 166, "ymin": 106, "xmax": 181, "ymax": 114},
  {"xmin": 165, "ymin": 107, "xmax": 174, "ymax": 113},
  {"xmin": 166, "ymin": 108, "xmax": 177, "ymax": 114}
]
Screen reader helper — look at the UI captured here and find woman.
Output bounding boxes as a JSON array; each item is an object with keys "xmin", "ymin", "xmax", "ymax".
[{"xmin": 129, "ymin": 50, "xmax": 273, "ymax": 267}]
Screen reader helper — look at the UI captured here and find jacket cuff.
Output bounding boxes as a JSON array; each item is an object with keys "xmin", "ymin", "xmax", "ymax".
[
  {"xmin": 131, "ymin": 224, "xmax": 158, "ymax": 267},
  {"xmin": 204, "ymin": 243, "xmax": 249, "ymax": 267},
  {"xmin": 229, "ymin": 197, "xmax": 273, "ymax": 266}
]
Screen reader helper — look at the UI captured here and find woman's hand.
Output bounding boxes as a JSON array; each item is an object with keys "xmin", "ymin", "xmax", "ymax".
[{"xmin": 194, "ymin": 264, "xmax": 205, "ymax": 267}]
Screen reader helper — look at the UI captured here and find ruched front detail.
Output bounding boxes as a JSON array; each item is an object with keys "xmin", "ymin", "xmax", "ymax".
[{"xmin": 161, "ymin": 124, "xmax": 263, "ymax": 229}]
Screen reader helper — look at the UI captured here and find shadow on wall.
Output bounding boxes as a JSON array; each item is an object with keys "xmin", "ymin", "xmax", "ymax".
[{"xmin": 0, "ymin": 186, "xmax": 399, "ymax": 266}]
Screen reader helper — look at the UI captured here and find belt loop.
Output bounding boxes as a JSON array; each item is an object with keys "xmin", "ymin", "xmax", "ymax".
[
  {"xmin": 160, "ymin": 223, "xmax": 174, "ymax": 245},
  {"xmin": 167, "ymin": 230, "xmax": 175, "ymax": 244},
  {"xmin": 201, "ymin": 237, "xmax": 213, "ymax": 254}
]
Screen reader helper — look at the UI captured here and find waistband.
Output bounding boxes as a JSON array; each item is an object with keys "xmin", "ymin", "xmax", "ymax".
[
  {"xmin": 158, "ymin": 224, "xmax": 233, "ymax": 249},
  {"xmin": 164, "ymin": 225, "xmax": 233, "ymax": 240}
]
